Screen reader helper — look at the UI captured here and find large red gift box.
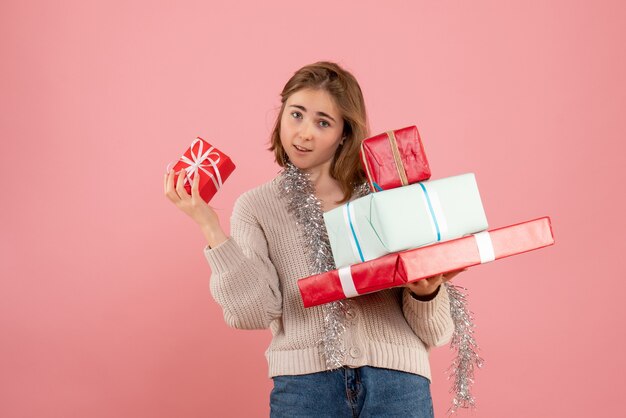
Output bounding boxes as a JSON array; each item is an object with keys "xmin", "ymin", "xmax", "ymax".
[
  {"xmin": 297, "ymin": 253, "xmax": 401, "ymax": 308},
  {"xmin": 171, "ymin": 137, "xmax": 235, "ymax": 203},
  {"xmin": 298, "ymin": 217, "xmax": 554, "ymax": 307},
  {"xmin": 360, "ymin": 125, "xmax": 431, "ymax": 192},
  {"xmin": 397, "ymin": 217, "xmax": 554, "ymax": 282}
]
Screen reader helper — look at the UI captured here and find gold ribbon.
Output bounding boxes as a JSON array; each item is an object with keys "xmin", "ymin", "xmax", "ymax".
[
  {"xmin": 386, "ymin": 130, "xmax": 408, "ymax": 186},
  {"xmin": 360, "ymin": 140, "xmax": 377, "ymax": 191}
]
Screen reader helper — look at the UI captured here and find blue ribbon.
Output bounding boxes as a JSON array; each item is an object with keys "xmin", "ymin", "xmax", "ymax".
[
  {"xmin": 373, "ymin": 182, "xmax": 383, "ymax": 191},
  {"xmin": 418, "ymin": 183, "xmax": 441, "ymax": 242},
  {"xmin": 346, "ymin": 202, "xmax": 365, "ymax": 262}
]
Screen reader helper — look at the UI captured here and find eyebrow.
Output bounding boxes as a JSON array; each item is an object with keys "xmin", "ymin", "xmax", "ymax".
[{"xmin": 289, "ymin": 105, "xmax": 337, "ymax": 123}]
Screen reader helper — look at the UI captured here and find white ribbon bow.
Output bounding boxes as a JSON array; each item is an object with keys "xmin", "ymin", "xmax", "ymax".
[{"xmin": 177, "ymin": 138, "xmax": 223, "ymax": 191}]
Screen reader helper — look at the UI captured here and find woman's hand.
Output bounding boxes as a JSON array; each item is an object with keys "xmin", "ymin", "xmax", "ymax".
[
  {"xmin": 164, "ymin": 169, "xmax": 228, "ymax": 248},
  {"xmin": 404, "ymin": 268, "xmax": 466, "ymax": 301}
]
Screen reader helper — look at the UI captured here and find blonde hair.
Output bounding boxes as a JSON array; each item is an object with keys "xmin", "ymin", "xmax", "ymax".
[{"xmin": 269, "ymin": 61, "xmax": 369, "ymax": 203}]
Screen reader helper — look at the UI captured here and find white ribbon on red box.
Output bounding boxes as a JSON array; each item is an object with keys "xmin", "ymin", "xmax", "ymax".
[
  {"xmin": 336, "ymin": 230, "xmax": 496, "ymax": 299},
  {"xmin": 172, "ymin": 137, "xmax": 223, "ymax": 191},
  {"xmin": 473, "ymin": 231, "xmax": 495, "ymax": 263},
  {"xmin": 338, "ymin": 266, "xmax": 359, "ymax": 298}
]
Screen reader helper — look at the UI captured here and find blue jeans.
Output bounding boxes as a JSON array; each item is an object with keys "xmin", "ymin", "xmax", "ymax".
[{"xmin": 270, "ymin": 366, "xmax": 434, "ymax": 418}]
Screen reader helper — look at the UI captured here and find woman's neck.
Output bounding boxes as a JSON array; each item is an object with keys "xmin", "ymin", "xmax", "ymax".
[
  {"xmin": 305, "ymin": 166, "xmax": 344, "ymax": 211},
  {"xmin": 306, "ymin": 166, "xmax": 335, "ymax": 194}
]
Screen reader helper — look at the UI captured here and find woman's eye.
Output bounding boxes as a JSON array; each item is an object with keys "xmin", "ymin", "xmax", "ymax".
[
  {"xmin": 319, "ymin": 120, "xmax": 330, "ymax": 128},
  {"xmin": 290, "ymin": 111, "xmax": 302, "ymax": 119}
]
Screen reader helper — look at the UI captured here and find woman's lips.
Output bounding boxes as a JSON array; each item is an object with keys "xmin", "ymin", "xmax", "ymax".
[{"xmin": 293, "ymin": 144, "xmax": 312, "ymax": 152}]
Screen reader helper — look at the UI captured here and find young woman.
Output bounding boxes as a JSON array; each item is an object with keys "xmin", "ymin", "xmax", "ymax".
[{"xmin": 165, "ymin": 61, "xmax": 462, "ymax": 417}]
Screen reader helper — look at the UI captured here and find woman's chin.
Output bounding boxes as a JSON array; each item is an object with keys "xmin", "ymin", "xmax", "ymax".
[
  {"xmin": 285, "ymin": 158, "xmax": 315, "ymax": 173},
  {"xmin": 285, "ymin": 154, "xmax": 331, "ymax": 174},
  {"xmin": 285, "ymin": 154, "xmax": 309, "ymax": 168},
  {"xmin": 289, "ymin": 161, "xmax": 312, "ymax": 171}
]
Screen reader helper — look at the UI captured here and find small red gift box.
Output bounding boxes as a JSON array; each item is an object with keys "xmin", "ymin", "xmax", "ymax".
[
  {"xmin": 298, "ymin": 217, "xmax": 554, "ymax": 307},
  {"xmin": 297, "ymin": 253, "xmax": 402, "ymax": 308},
  {"xmin": 171, "ymin": 137, "xmax": 235, "ymax": 203},
  {"xmin": 397, "ymin": 217, "xmax": 555, "ymax": 283},
  {"xmin": 360, "ymin": 125, "xmax": 431, "ymax": 192}
]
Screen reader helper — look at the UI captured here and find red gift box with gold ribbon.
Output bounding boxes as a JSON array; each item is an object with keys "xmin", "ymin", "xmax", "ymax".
[
  {"xmin": 360, "ymin": 125, "xmax": 431, "ymax": 192},
  {"xmin": 170, "ymin": 137, "xmax": 236, "ymax": 203}
]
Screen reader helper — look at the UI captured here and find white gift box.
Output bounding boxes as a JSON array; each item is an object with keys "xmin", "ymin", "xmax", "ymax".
[{"xmin": 323, "ymin": 173, "xmax": 489, "ymax": 268}]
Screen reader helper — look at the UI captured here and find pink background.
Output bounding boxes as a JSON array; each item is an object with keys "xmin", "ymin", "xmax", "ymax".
[{"xmin": 2, "ymin": 1, "xmax": 625, "ymax": 417}]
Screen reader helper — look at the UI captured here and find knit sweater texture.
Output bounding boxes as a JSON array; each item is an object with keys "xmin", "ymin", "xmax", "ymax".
[{"xmin": 203, "ymin": 175, "xmax": 454, "ymax": 380}]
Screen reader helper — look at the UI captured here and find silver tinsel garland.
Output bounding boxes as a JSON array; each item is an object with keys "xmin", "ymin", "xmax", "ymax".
[
  {"xmin": 445, "ymin": 283, "xmax": 484, "ymax": 414},
  {"xmin": 278, "ymin": 162, "xmax": 369, "ymax": 368},
  {"xmin": 278, "ymin": 162, "xmax": 481, "ymax": 412}
]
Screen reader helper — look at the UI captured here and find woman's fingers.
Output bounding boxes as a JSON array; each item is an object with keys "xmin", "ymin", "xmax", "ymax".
[
  {"xmin": 176, "ymin": 169, "xmax": 191, "ymax": 200},
  {"xmin": 432, "ymin": 273, "xmax": 444, "ymax": 286},
  {"xmin": 191, "ymin": 170, "xmax": 200, "ymax": 199},
  {"xmin": 428, "ymin": 273, "xmax": 444, "ymax": 283},
  {"xmin": 165, "ymin": 169, "xmax": 181, "ymax": 203},
  {"xmin": 442, "ymin": 268, "xmax": 467, "ymax": 283},
  {"xmin": 441, "ymin": 274, "xmax": 454, "ymax": 283},
  {"xmin": 408, "ymin": 268, "xmax": 466, "ymax": 289},
  {"xmin": 406, "ymin": 273, "xmax": 444, "ymax": 297},
  {"xmin": 416, "ymin": 273, "xmax": 444, "ymax": 287}
]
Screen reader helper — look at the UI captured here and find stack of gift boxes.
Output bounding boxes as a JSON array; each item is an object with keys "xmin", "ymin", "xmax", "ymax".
[{"xmin": 297, "ymin": 125, "xmax": 554, "ymax": 308}]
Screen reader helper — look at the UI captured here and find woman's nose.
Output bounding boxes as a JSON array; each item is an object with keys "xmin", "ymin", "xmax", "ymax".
[{"xmin": 299, "ymin": 121, "xmax": 314, "ymax": 141}]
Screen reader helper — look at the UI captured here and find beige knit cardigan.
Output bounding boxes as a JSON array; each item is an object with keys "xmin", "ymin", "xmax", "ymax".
[{"xmin": 203, "ymin": 175, "xmax": 454, "ymax": 380}]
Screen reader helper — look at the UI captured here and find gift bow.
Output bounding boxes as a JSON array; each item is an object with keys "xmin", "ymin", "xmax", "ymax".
[{"xmin": 179, "ymin": 138, "xmax": 223, "ymax": 191}]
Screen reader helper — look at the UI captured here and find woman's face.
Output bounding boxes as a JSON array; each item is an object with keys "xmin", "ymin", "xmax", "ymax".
[{"xmin": 280, "ymin": 88, "xmax": 345, "ymax": 175}]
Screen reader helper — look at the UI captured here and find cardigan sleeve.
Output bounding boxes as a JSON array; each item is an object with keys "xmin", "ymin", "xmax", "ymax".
[
  {"xmin": 203, "ymin": 193, "xmax": 282, "ymax": 330},
  {"xmin": 402, "ymin": 284, "xmax": 454, "ymax": 348}
]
